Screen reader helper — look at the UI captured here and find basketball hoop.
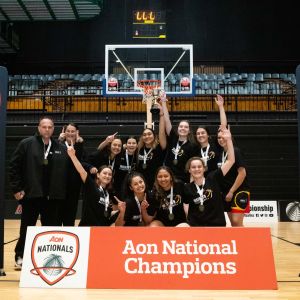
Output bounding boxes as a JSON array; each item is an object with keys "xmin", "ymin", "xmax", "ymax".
[{"xmin": 137, "ymin": 79, "xmax": 161, "ymax": 103}]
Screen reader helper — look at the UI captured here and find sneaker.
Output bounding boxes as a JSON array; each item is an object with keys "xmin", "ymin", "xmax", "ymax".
[{"xmin": 14, "ymin": 256, "xmax": 23, "ymax": 270}]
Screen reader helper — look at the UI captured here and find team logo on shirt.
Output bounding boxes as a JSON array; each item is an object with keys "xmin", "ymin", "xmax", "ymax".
[
  {"xmin": 161, "ymin": 194, "xmax": 182, "ymax": 210},
  {"xmin": 138, "ymin": 153, "xmax": 154, "ymax": 161},
  {"xmin": 171, "ymin": 148, "xmax": 184, "ymax": 157},
  {"xmin": 30, "ymin": 231, "xmax": 79, "ymax": 286},
  {"xmin": 193, "ymin": 189, "xmax": 213, "ymax": 204},
  {"xmin": 208, "ymin": 151, "xmax": 216, "ymax": 160}
]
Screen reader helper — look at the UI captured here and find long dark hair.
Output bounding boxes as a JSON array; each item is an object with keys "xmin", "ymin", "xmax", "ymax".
[
  {"xmin": 121, "ymin": 171, "xmax": 147, "ymax": 200},
  {"xmin": 96, "ymin": 165, "xmax": 113, "ymax": 191},
  {"xmin": 152, "ymin": 166, "xmax": 176, "ymax": 205}
]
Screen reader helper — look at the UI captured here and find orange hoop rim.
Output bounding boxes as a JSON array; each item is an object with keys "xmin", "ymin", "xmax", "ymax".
[{"xmin": 137, "ymin": 79, "xmax": 161, "ymax": 92}]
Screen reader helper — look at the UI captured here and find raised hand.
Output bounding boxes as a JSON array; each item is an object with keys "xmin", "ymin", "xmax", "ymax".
[
  {"xmin": 215, "ymin": 94, "xmax": 224, "ymax": 107},
  {"xmin": 106, "ymin": 132, "xmax": 118, "ymax": 144},
  {"xmin": 114, "ymin": 196, "xmax": 126, "ymax": 213},
  {"xmin": 159, "ymin": 90, "xmax": 167, "ymax": 102},
  {"xmin": 58, "ymin": 126, "xmax": 66, "ymax": 141},
  {"xmin": 65, "ymin": 140, "xmax": 75, "ymax": 157},
  {"xmin": 14, "ymin": 190, "xmax": 25, "ymax": 201},
  {"xmin": 141, "ymin": 194, "xmax": 149, "ymax": 211},
  {"xmin": 76, "ymin": 131, "xmax": 84, "ymax": 143},
  {"xmin": 90, "ymin": 167, "xmax": 98, "ymax": 174},
  {"xmin": 219, "ymin": 124, "xmax": 231, "ymax": 141}
]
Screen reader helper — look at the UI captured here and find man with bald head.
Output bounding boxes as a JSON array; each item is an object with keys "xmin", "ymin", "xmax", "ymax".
[{"xmin": 9, "ymin": 116, "xmax": 68, "ymax": 269}]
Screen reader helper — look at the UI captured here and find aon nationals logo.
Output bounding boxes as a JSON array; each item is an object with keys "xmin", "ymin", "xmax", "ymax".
[{"xmin": 30, "ymin": 231, "xmax": 79, "ymax": 286}]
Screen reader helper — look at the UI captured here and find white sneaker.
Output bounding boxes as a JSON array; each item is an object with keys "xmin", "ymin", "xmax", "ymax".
[{"xmin": 14, "ymin": 256, "xmax": 23, "ymax": 270}]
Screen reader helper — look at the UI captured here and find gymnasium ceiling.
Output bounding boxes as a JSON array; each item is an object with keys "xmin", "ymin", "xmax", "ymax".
[
  {"xmin": 0, "ymin": 0, "xmax": 103, "ymax": 54},
  {"xmin": 0, "ymin": 0, "xmax": 103, "ymax": 21}
]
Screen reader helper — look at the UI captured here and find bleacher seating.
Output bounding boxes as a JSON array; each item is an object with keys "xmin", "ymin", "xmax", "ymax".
[{"xmin": 8, "ymin": 72, "xmax": 297, "ymax": 97}]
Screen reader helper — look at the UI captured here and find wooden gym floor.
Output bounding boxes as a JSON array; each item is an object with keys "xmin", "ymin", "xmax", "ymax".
[{"xmin": 0, "ymin": 220, "xmax": 299, "ymax": 300}]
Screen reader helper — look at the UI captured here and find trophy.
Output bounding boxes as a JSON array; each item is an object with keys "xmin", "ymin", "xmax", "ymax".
[{"xmin": 150, "ymin": 88, "xmax": 161, "ymax": 115}]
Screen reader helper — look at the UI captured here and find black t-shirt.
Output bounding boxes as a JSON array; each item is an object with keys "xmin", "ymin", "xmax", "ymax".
[
  {"xmin": 196, "ymin": 142, "xmax": 221, "ymax": 176},
  {"xmin": 184, "ymin": 169, "xmax": 226, "ymax": 226},
  {"xmin": 165, "ymin": 128, "xmax": 198, "ymax": 182},
  {"xmin": 88, "ymin": 149, "xmax": 121, "ymax": 172},
  {"xmin": 151, "ymin": 181, "xmax": 187, "ymax": 226},
  {"xmin": 113, "ymin": 150, "xmax": 137, "ymax": 196},
  {"xmin": 123, "ymin": 193, "xmax": 156, "ymax": 226},
  {"xmin": 136, "ymin": 144, "xmax": 166, "ymax": 189},
  {"xmin": 79, "ymin": 175, "xmax": 119, "ymax": 226},
  {"xmin": 218, "ymin": 147, "xmax": 250, "ymax": 193}
]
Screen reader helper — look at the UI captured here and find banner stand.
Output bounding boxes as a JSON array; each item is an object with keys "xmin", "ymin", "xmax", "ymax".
[{"xmin": 0, "ymin": 66, "xmax": 8, "ymax": 276}]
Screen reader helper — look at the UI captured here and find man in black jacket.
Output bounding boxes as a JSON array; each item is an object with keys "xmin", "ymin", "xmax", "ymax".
[{"xmin": 9, "ymin": 116, "xmax": 68, "ymax": 269}]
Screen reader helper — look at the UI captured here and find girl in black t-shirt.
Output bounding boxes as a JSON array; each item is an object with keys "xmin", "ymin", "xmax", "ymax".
[
  {"xmin": 114, "ymin": 136, "xmax": 138, "ymax": 198},
  {"xmin": 150, "ymin": 166, "xmax": 188, "ymax": 227},
  {"xmin": 184, "ymin": 126, "xmax": 235, "ymax": 227},
  {"xmin": 114, "ymin": 172, "xmax": 156, "ymax": 226},
  {"xmin": 66, "ymin": 141, "xmax": 118, "ymax": 226},
  {"xmin": 160, "ymin": 93, "xmax": 198, "ymax": 182},
  {"xmin": 88, "ymin": 134, "xmax": 122, "ymax": 173},
  {"xmin": 195, "ymin": 95, "xmax": 226, "ymax": 176},
  {"xmin": 136, "ymin": 112, "xmax": 167, "ymax": 188},
  {"xmin": 58, "ymin": 123, "xmax": 89, "ymax": 226},
  {"xmin": 217, "ymin": 133, "xmax": 250, "ymax": 227}
]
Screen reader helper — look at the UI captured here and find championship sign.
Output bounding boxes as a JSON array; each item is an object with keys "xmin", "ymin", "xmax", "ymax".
[
  {"xmin": 20, "ymin": 227, "xmax": 90, "ymax": 288},
  {"xmin": 20, "ymin": 227, "xmax": 277, "ymax": 290}
]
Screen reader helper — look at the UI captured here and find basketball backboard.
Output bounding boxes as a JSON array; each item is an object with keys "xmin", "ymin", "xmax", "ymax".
[{"xmin": 104, "ymin": 44, "xmax": 194, "ymax": 97}]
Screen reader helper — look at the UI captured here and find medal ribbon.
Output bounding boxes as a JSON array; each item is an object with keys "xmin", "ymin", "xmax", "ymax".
[
  {"xmin": 134, "ymin": 196, "xmax": 142, "ymax": 222},
  {"xmin": 108, "ymin": 157, "xmax": 115, "ymax": 170},
  {"xmin": 195, "ymin": 179, "xmax": 205, "ymax": 207},
  {"xmin": 99, "ymin": 186, "xmax": 110, "ymax": 213},
  {"xmin": 222, "ymin": 151, "xmax": 228, "ymax": 166},
  {"xmin": 44, "ymin": 139, "xmax": 52, "ymax": 160},
  {"xmin": 174, "ymin": 140, "xmax": 187, "ymax": 160},
  {"xmin": 143, "ymin": 147, "xmax": 153, "ymax": 166},
  {"xmin": 200, "ymin": 144, "xmax": 210, "ymax": 166},
  {"xmin": 169, "ymin": 187, "xmax": 174, "ymax": 215}
]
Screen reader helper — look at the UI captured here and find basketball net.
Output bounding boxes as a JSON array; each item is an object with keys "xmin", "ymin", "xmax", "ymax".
[{"xmin": 137, "ymin": 79, "xmax": 161, "ymax": 103}]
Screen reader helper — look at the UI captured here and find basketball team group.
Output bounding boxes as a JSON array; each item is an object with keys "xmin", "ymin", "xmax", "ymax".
[{"xmin": 8, "ymin": 93, "xmax": 250, "ymax": 268}]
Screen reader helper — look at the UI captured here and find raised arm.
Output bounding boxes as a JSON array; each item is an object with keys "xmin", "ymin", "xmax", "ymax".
[
  {"xmin": 114, "ymin": 196, "xmax": 126, "ymax": 226},
  {"xmin": 66, "ymin": 141, "xmax": 88, "ymax": 183},
  {"xmin": 97, "ymin": 132, "xmax": 118, "ymax": 150},
  {"xmin": 158, "ymin": 103, "xmax": 167, "ymax": 150},
  {"xmin": 141, "ymin": 197, "xmax": 155, "ymax": 225},
  {"xmin": 215, "ymin": 94, "xmax": 227, "ymax": 127},
  {"xmin": 160, "ymin": 91, "xmax": 172, "ymax": 135},
  {"xmin": 220, "ymin": 125, "xmax": 235, "ymax": 176}
]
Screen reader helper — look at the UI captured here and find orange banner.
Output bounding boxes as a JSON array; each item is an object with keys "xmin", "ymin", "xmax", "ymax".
[{"xmin": 87, "ymin": 227, "xmax": 277, "ymax": 290}]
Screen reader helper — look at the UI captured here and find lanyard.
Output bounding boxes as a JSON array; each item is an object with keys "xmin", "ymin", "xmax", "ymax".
[
  {"xmin": 143, "ymin": 147, "xmax": 153, "ymax": 165},
  {"xmin": 200, "ymin": 144, "xmax": 210, "ymax": 166},
  {"xmin": 195, "ymin": 179, "xmax": 205, "ymax": 206},
  {"xmin": 174, "ymin": 140, "xmax": 186, "ymax": 160},
  {"xmin": 125, "ymin": 150, "xmax": 132, "ymax": 171},
  {"xmin": 108, "ymin": 157, "xmax": 115, "ymax": 170},
  {"xmin": 99, "ymin": 186, "xmax": 110, "ymax": 211},
  {"xmin": 43, "ymin": 139, "xmax": 52, "ymax": 160},
  {"xmin": 134, "ymin": 196, "xmax": 142, "ymax": 222},
  {"xmin": 168, "ymin": 187, "xmax": 174, "ymax": 215},
  {"xmin": 222, "ymin": 151, "xmax": 228, "ymax": 166}
]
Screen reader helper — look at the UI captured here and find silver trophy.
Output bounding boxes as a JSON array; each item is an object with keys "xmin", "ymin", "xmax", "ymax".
[{"xmin": 150, "ymin": 88, "xmax": 161, "ymax": 115}]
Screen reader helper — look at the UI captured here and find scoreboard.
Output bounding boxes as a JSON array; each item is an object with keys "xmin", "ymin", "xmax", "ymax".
[{"xmin": 132, "ymin": 11, "xmax": 166, "ymax": 39}]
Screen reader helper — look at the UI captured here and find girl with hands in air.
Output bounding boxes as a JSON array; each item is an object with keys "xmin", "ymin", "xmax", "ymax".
[
  {"xmin": 66, "ymin": 140, "xmax": 119, "ymax": 226},
  {"xmin": 114, "ymin": 172, "xmax": 156, "ymax": 226}
]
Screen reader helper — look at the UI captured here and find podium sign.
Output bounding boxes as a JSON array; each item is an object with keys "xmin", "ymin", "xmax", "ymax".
[{"xmin": 20, "ymin": 227, "xmax": 277, "ymax": 290}]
